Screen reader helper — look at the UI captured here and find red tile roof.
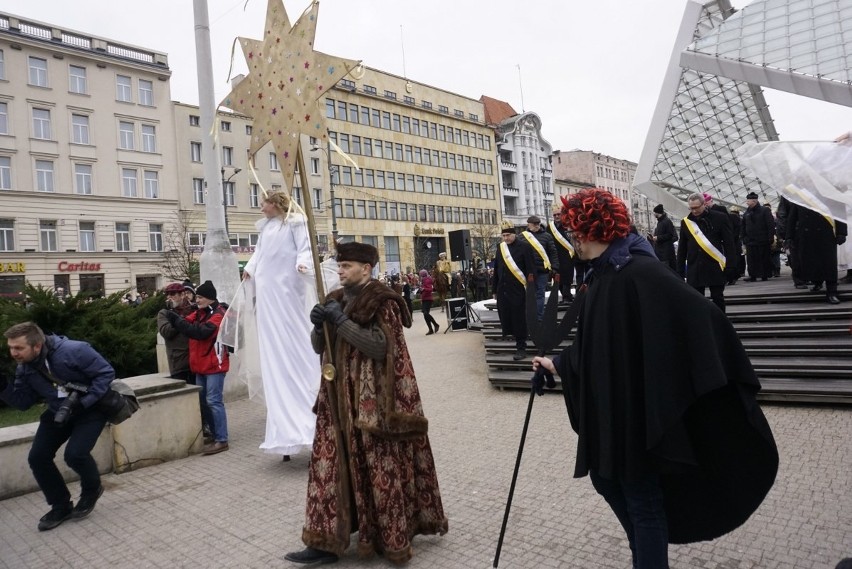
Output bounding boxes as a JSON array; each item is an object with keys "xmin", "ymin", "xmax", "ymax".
[{"xmin": 480, "ymin": 95, "xmax": 517, "ymax": 126}]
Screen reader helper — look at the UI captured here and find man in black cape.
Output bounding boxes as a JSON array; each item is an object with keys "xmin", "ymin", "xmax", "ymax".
[
  {"xmin": 492, "ymin": 225, "xmax": 536, "ymax": 360},
  {"xmin": 533, "ymin": 188, "xmax": 778, "ymax": 569}
]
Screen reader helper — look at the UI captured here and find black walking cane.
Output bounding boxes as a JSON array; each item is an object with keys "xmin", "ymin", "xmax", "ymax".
[{"xmin": 493, "ymin": 275, "xmax": 586, "ymax": 568}]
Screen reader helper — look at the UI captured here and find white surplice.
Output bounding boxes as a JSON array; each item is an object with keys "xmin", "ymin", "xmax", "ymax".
[{"xmin": 243, "ymin": 214, "xmax": 321, "ymax": 456}]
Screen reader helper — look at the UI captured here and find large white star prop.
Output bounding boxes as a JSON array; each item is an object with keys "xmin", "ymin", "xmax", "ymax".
[{"xmin": 221, "ymin": 0, "xmax": 360, "ymax": 180}]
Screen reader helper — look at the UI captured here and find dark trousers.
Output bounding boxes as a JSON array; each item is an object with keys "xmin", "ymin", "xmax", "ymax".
[
  {"xmin": 746, "ymin": 244, "xmax": 772, "ymax": 279},
  {"xmin": 590, "ymin": 470, "xmax": 669, "ymax": 569},
  {"xmin": 174, "ymin": 370, "xmax": 214, "ymax": 432},
  {"xmin": 693, "ymin": 284, "xmax": 726, "ymax": 313},
  {"xmin": 29, "ymin": 408, "xmax": 108, "ymax": 507},
  {"xmin": 421, "ymin": 300, "xmax": 439, "ymax": 331},
  {"xmin": 496, "ymin": 292, "xmax": 527, "ymax": 349}
]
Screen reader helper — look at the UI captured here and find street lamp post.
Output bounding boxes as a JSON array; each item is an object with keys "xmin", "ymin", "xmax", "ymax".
[
  {"xmin": 310, "ymin": 143, "xmax": 338, "ymax": 244},
  {"xmin": 221, "ymin": 167, "xmax": 241, "ymax": 236}
]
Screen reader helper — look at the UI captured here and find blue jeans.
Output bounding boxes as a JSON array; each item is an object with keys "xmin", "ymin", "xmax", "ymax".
[
  {"xmin": 590, "ymin": 470, "xmax": 669, "ymax": 569},
  {"xmin": 534, "ymin": 272, "xmax": 548, "ymax": 320},
  {"xmin": 197, "ymin": 373, "xmax": 228, "ymax": 443},
  {"xmin": 29, "ymin": 408, "xmax": 108, "ymax": 507}
]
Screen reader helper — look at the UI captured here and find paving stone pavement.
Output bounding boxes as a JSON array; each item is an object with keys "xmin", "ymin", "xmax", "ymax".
[{"xmin": 1, "ymin": 317, "xmax": 850, "ymax": 569}]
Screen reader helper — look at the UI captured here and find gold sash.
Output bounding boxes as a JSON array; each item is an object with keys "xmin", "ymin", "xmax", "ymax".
[
  {"xmin": 521, "ymin": 231, "xmax": 552, "ymax": 270},
  {"xmin": 684, "ymin": 218, "xmax": 726, "ymax": 271},
  {"xmin": 500, "ymin": 242, "xmax": 526, "ymax": 286},
  {"xmin": 548, "ymin": 220, "xmax": 575, "ymax": 258}
]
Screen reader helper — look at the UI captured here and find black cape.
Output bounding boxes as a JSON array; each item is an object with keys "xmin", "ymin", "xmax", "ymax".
[{"xmin": 556, "ymin": 243, "xmax": 778, "ymax": 544}]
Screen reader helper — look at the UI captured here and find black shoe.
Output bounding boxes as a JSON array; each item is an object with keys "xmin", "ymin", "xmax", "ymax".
[
  {"xmin": 282, "ymin": 455, "xmax": 291, "ymax": 462},
  {"xmin": 827, "ymin": 295, "xmax": 841, "ymax": 305},
  {"xmin": 38, "ymin": 504, "xmax": 73, "ymax": 531},
  {"xmin": 811, "ymin": 284, "xmax": 824, "ymax": 292},
  {"xmin": 512, "ymin": 349, "xmax": 527, "ymax": 361},
  {"xmin": 425, "ymin": 330, "xmax": 434, "ymax": 336},
  {"xmin": 794, "ymin": 283, "xmax": 809, "ymax": 289},
  {"xmin": 284, "ymin": 547, "xmax": 339, "ymax": 565},
  {"xmin": 434, "ymin": 323, "xmax": 440, "ymax": 333},
  {"xmin": 744, "ymin": 277, "xmax": 757, "ymax": 282},
  {"xmin": 71, "ymin": 485, "xmax": 103, "ymax": 520}
]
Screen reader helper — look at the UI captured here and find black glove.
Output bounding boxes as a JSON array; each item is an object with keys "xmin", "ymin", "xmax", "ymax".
[
  {"xmin": 323, "ymin": 300, "xmax": 348, "ymax": 326},
  {"xmin": 309, "ymin": 304, "xmax": 326, "ymax": 328},
  {"xmin": 531, "ymin": 369, "xmax": 556, "ymax": 396},
  {"xmin": 838, "ymin": 235, "xmax": 847, "ymax": 245},
  {"xmin": 164, "ymin": 310, "xmax": 179, "ymax": 323}
]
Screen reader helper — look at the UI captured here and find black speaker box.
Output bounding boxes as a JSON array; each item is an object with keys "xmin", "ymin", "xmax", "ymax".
[{"xmin": 448, "ymin": 229, "xmax": 472, "ymax": 261}]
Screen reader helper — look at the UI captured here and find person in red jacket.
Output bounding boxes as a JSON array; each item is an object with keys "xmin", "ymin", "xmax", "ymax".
[
  {"xmin": 165, "ymin": 280, "xmax": 230, "ymax": 455},
  {"xmin": 418, "ymin": 269, "xmax": 440, "ymax": 335}
]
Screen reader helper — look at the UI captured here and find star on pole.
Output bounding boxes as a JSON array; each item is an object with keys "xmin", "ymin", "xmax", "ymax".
[{"xmin": 220, "ymin": 0, "xmax": 360, "ymax": 180}]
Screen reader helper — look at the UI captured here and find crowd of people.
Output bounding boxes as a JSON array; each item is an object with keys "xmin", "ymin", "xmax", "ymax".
[{"xmin": 3, "ymin": 180, "xmax": 849, "ymax": 568}]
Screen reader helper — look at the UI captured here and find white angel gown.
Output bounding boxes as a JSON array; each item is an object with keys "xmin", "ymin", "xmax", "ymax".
[{"xmin": 243, "ymin": 214, "xmax": 321, "ymax": 456}]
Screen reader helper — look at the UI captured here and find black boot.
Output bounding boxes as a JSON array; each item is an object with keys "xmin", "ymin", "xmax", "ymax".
[{"xmin": 284, "ymin": 547, "xmax": 339, "ymax": 565}]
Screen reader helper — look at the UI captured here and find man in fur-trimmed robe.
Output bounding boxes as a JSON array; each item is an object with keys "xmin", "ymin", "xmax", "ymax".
[{"xmin": 285, "ymin": 242, "xmax": 448, "ymax": 566}]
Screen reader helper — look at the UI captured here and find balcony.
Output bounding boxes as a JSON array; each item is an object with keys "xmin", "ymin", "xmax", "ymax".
[
  {"xmin": 501, "ymin": 161, "xmax": 517, "ymax": 172},
  {"xmin": 502, "ymin": 186, "xmax": 519, "ymax": 197}
]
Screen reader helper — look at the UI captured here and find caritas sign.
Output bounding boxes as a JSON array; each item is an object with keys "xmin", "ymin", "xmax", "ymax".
[{"xmin": 58, "ymin": 261, "xmax": 102, "ymax": 272}]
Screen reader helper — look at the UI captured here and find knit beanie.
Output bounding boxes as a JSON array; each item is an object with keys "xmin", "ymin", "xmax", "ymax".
[{"xmin": 195, "ymin": 280, "xmax": 217, "ymax": 300}]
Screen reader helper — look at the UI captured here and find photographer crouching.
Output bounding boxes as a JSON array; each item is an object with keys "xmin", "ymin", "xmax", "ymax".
[{"xmin": 0, "ymin": 322, "xmax": 114, "ymax": 531}]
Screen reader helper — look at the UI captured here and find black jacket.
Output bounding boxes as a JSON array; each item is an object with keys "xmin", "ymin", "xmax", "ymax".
[
  {"xmin": 742, "ymin": 204, "xmax": 776, "ymax": 246},
  {"xmin": 492, "ymin": 238, "xmax": 535, "ymax": 300},
  {"xmin": 653, "ymin": 214, "xmax": 677, "ymax": 266},
  {"xmin": 677, "ymin": 208, "xmax": 736, "ymax": 286},
  {"xmin": 787, "ymin": 203, "xmax": 848, "ymax": 281}
]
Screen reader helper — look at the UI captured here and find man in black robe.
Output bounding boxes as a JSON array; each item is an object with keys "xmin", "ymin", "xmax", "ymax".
[
  {"xmin": 533, "ymin": 188, "xmax": 778, "ymax": 569},
  {"xmin": 548, "ymin": 212, "xmax": 576, "ymax": 302},
  {"xmin": 677, "ymin": 193, "xmax": 736, "ymax": 313},
  {"xmin": 741, "ymin": 192, "xmax": 776, "ymax": 281},
  {"xmin": 650, "ymin": 204, "xmax": 677, "ymax": 271},
  {"xmin": 786, "ymin": 202, "xmax": 847, "ymax": 304},
  {"xmin": 492, "ymin": 225, "xmax": 535, "ymax": 360}
]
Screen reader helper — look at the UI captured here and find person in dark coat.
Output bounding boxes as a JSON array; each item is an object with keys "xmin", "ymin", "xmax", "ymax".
[
  {"xmin": 0, "ymin": 322, "xmax": 114, "ymax": 531},
  {"xmin": 727, "ymin": 207, "xmax": 744, "ymax": 284},
  {"xmin": 492, "ymin": 225, "xmax": 536, "ymax": 360},
  {"xmin": 786, "ymin": 202, "xmax": 847, "ymax": 304},
  {"xmin": 533, "ymin": 188, "xmax": 778, "ymax": 569},
  {"xmin": 775, "ymin": 197, "xmax": 807, "ymax": 289},
  {"xmin": 548, "ymin": 211, "xmax": 577, "ymax": 302},
  {"xmin": 676, "ymin": 193, "xmax": 736, "ymax": 313},
  {"xmin": 650, "ymin": 204, "xmax": 677, "ymax": 271},
  {"xmin": 741, "ymin": 192, "xmax": 776, "ymax": 281},
  {"xmin": 519, "ymin": 215, "xmax": 559, "ymax": 320}
]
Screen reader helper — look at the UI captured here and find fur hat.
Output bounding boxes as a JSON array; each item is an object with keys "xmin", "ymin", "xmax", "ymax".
[
  {"xmin": 746, "ymin": 192, "xmax": 759, "ymax": 200},
  {"xmin": 653, "ymin": 204, "xmax": 664, "ymax": 214},
  {"xmin": 526, "ymin": 215, "xmax": 542, "ymax": 225},
  {"xmin": 336, "ymin": 241, "xmax": 379, "ymax": 267},
  {"xmin": 195, "ymin": 280, "xmax": 217, "ymax": 300}
]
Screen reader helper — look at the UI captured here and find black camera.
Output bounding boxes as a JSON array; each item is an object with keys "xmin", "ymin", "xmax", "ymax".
[{"xmin": 54, "ymin": 382, "xmax": 89, "ymax": 424}]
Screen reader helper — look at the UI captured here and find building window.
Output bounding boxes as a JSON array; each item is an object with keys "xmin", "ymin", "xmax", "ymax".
[
  {"xmin": 469, "ymin": 113, "xmax": 479, "ymax": 121},
  {"xmin": 190, "ymin": 141, "xmax": 202, "ymax": 162},
  {"xmin": 0, "ymin": 156, "xmax": 10, "ymax": 189},
  {"xmin": 392, "ymin": 114, "xmax": 401, "ymax": 132},
  {"xmin": 245, "ymin": 125, "xmax": 253, "ymax": 135},
  {"xmin": 71, "ymin": 114, "xmax": 90, "ymax": 144},
  {"xmin": 28, "ymin": 57, "xmax": 48, "ymax": 87},
  {"xmin": 69, "ymin": 65, "xmax": 87, "ymax": 94},
  {"xmin": 115, "ymin": 222, "xmax": 130, "ymax": 252},
  {"xmin": 189, "ymin": 115, "xmax": 200, "ymax": 126},
  {"xmin": 116, "ymin": 75, "xmax": 132, "ymax": 102},
  {"xmin": 223, "ymin": 181, "xmax": 235, "ymax": 206},
  {"xmin": 141, "ymin": 124, "xmax": 156, "ymax": 152},
  {"xmin": 74, "ymin": 163, "xmax": 92, "ymax": 195},
  {"xmin": 32, "ymin": 108, "xmax": 51, "ymax": 140},
  {"xmin": 221, "ymin": 120, "xmax": 231, "ymax": 132},
  {"xmin": 269, "ymin": 152, "xmax": 279, "ymax": 171},
  {"xmin": 193, "ymin": 178, "xmax": 205, "ymax": 204},
  {"xmin": 121, "ymin": 168, "xmax": 137, "ymax": 197},
  {"xmin": 438, "ymin": 105, "xmax": 449, "ymax": 114},
  {"xmin": 363, "ymin": 85, "xmax": 377, "ymax": 95},
  {"xmin": 310, "ymin": 157, "xmax": 320, "ymax": 175},
  {"xmin": 250, "ymin": 184, "xmax": 260, "ymax": 208},
  {"xmin": 0, "ymin": 50, "xmax": 5, "ymax": 80},
  {"xmin": 384, "ymin": 90, "xmax": 396, "ymax": 100},
  {"xmin": 119, "ymin": 121, "xmax": 135, "ymax": 150},
  {"xmin": 138, "ymin": 79, "xmax": 154, "ymax": 106},
  {"xmin": 35, "ymin": 160, "xmax": 54, "ymax": 192},
  {"xmin": 79, "ymin": 221, "xmax": 96, "ymax": 252},
  {"xmin": 0, "ymin": 219, "xmax": 13, "ymax": 251},
  {"xmin": 144, "ymin": 170, "xmax": 159, "ymax": 199},
  {"xmin": 40, "ymin": 220, "xmax": 57, "ymax": 251},
  {"xmin": 0, "ymin": 102, "xmax": 7, "ymax": 135},
  {"xmin": 149, "ymin": 223, "xmax": 163, "ymax": 252},
  {"xmin": 222, "ymin": 146, "xmax": 233, "ymax": 166}
]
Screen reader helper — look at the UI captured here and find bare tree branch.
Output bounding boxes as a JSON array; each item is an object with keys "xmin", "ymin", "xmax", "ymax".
[{"xmin": 161, "ymin": 210, "xmax": 201, "ymax": 284}]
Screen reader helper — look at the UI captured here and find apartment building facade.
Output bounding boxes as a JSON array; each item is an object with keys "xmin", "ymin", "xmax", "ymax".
[{"xmin": 0, "ymin": 12, "xmax": 178, "ymax": 298}]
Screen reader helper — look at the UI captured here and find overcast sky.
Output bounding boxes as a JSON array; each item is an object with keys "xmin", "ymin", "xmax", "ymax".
[{"xmin": 5, "ymin": 0, "xmax": 851, "ymax": 161}]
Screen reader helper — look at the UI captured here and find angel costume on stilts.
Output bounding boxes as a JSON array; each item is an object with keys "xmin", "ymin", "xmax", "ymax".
[{"xmin": 242, "ymin": 191, "xmax": 322, "ymax": 456}]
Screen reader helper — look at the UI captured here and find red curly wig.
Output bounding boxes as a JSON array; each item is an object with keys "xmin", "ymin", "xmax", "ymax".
[{"xmin": 560, "ymin": 188, "xmax": 631, "ymax": 243}]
